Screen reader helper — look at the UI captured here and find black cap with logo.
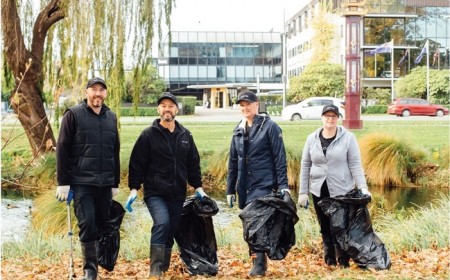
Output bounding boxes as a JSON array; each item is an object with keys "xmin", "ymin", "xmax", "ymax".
[
  {"xmin": 86, "ymin": 77, "xmax": 107, "ymax": 89},
  {"xmin": 157, "ymin": 92, "xmax": 178, "ymax": 107},
  {"xmin": 236, "ymin": 91, "xmax": 258, "ymax": 104},
  {"xmin": 322, "ymin": 104, "xmax": 340, "ymax": 116}
]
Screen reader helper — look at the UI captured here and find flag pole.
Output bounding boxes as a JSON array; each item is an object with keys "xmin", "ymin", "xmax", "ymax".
[
  {"xmin": 390, "ymin": 39, "xmax": 394, "ymax": 102},
  {"xmin": 426, "ymin": 39, "xmax": 430, "ymax": 102}
]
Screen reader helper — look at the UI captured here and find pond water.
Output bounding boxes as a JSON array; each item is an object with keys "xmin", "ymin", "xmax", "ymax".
[{"xmin": 1, "ymin": 186, "xmax": 447, "ymax": 244}]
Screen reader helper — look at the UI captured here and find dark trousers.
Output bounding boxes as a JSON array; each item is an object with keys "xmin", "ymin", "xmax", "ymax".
[
  {"xmin": 312, "ymin": 182, "xmax": 336, "ymax": 245},
  {"xmin": 145, "ymin": 196, "xmax": 184, "ymax": 248},
  {"xmin": 73, "ymin": 185, "xmax": 112, "ymax": 243}
]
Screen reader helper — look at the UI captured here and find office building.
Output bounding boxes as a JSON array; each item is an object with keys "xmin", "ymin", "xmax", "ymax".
[{"xmin": 158, "ymin": 31, "xmax": 282, "ymax": 108}]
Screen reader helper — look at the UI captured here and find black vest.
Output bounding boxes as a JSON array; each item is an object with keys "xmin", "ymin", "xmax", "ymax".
[{"xmin": 68, "ymin": 103, "xmax": 117, "ymax": 186}]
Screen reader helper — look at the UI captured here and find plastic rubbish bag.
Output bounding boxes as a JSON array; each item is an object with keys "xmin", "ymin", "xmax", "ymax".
[
  {"xmin": 239, "ymin": 192, "xmax": 299, "ymax": 260},
  {"xmin": 175, "ymin": 196, "xmax": 219, "ymax": 275},
  {"xmin": 98, "ymin": 200, "xmax": 125, "ymax": 271},
  {"xmin": 318, "ymin": 189, "xmax": 391, "ymax": 270}
]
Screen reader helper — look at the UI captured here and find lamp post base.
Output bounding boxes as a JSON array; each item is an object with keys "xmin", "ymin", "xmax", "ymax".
[{"xmin": 343, "ymin": 119, "xmax": 363, "ymax": 129}]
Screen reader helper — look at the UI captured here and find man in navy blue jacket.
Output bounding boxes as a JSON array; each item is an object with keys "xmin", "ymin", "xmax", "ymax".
[{"xmin": 226, "ymin": 91, "xmax": 290, "ymax": 276}]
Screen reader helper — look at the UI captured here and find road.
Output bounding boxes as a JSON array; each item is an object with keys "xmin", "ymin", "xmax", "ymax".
[{"xmin": 2, "ymin": 106, "xmax": 449, "ymax": 125}]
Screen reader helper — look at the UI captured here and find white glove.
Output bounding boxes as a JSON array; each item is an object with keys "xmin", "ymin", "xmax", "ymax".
[
  {"xmin": 298, "ymin": 193, "xmax": 309, "ymax": 209},
  {"xmin": 56, "ymin": 185, "xmax": 70, "ymax": 201},
  {"xmin": 195, "ymin": 187, "xmax": 208, "ymax": 199},
  {"xmin": 125, "ymin": 189, "xmax": 138, "ymax": 212},
  {"xmin": 280, "ymin": 189, "xmax": 291, "ymax": 197},
  {"xmin": 227, "ymin": 194, "xmax": 236, "ymax": 208},
  {"xmin": 111, "ymin": 187, "xmax": 119, "ymax": 198},
  {"xmin": 359, "ymin": 188, "xmax": 372, "ymax": 197}
]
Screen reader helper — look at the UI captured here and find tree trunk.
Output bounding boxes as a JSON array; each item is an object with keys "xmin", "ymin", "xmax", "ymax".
[{"xmin": 1, "ymin": 0, "xmax": 64, "ymax": 155}]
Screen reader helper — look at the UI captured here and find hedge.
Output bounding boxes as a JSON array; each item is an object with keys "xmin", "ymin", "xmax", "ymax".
[{"xmin": 362, "ymin": 105, "xmax": 388, "ymax": 114}]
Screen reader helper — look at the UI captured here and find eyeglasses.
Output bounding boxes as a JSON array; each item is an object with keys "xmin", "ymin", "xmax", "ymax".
[{"xmin": 323, "ymin": 114, "xmax": 338, "ymax": 119}]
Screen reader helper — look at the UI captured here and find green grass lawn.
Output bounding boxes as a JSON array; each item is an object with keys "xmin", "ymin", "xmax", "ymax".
[{"xmin": 2, "ymin": 119, "xmax": 449, "ymax": 179}]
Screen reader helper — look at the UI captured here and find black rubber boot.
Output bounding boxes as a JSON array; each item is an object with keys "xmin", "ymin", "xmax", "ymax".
[
  {"xmin": 81, "ymin": 241, "xmax": 98, "ymax": 280},
  {"xmin": 149, "ymin": 244, "xmax": 165, "ymax": 276},
  {"xmin": 161, "ymin": 248, "xmax": 172, "ymax": 272},
  {"xmin": 335, "ymin": 244, "xmax": 350, "ymax": 268},
  {"xmin": 249, "ymin": 252, "xmax": 267, "ymax": 276},
  {"xmin": 323, "ymin": 243, "xmax": 337, "ymax": 266}
]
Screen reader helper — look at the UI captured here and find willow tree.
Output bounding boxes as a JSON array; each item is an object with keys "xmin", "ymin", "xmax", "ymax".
[{"xmin": 1, "ymin": 0, "xmax": 173, "ymax": 156}]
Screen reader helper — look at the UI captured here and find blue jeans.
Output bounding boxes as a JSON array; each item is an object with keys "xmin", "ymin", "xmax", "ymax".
[
  {"xmin": 145, "ymin": 196, "xmax": 184, "ymax": 248},
  {"xmin": 72, "ymin": 185, "xmax": 112, "ymax": 243}
]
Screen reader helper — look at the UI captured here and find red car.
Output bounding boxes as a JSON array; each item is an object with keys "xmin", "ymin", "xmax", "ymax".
[{"xmin": 387, "ymin": 98, "xmax": 449, "ymax": 117}]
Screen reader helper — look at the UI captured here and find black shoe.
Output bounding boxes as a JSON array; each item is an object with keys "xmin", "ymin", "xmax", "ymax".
[
  {"xmin": 81, "ymin": 241, "xmax": 98, "ymax": 280},
  {"xmin": 249, "ymin": 252, "xmax": 267, "ymax": 276},
  {"xmin": 323, "ymin": 243, "xmax": 337, "ymax": 266},
  {"xmin": 150, "ymin": 244, "xmax": 165, "ymax": 276},
  {"xmin": 335, "ymin": 244, "xmax": 350, "ymax": 268}
]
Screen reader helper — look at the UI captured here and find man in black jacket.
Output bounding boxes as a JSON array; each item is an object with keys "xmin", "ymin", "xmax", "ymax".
[
  {"xmin": 56, "ymin": 77, "xmax": 120, "ymax": 280},
  {"xmin": 125, "ymin": 92, "xmax": 207, "ymax": 276}
]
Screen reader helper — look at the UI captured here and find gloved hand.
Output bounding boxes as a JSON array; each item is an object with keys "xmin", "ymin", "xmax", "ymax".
[
  {"xmin": 125, "ymin": 189, "xmax": 138, "ymax": 212},
  {"xmin": 298, "ymin": 193, "xmax": 309, "ymax": 209},
  {"xmin": 227, "ymin": 194, "xmax": 236, "ymax": 208},
  {"xmin": 111, "ymin": 187, "xmax": 119, "ymax": 198},
  {"xmin": 280, "ymin": 189, "xmax": 291, "ymax": 198},
  {"xmin": 56, "ymin": 185, "xmax": 70, "ymax": 202},
  {"xmin": 359, "ymin": 187, "xmax": 372, "ymax": 197},
  {"xmin": 195, "ymin": 187, "xmax": 208, "ymax": 200}
]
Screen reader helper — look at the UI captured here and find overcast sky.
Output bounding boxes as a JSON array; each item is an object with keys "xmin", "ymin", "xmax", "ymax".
[{"xmin": 169, "ymin": 0, "xmax": 305, "ymax": 33}]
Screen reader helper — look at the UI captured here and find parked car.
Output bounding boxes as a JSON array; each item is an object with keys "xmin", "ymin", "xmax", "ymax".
[
  {"xmin": 387, "ymin": 98, "xmax": 449, "ymax": 117},
  {"xmin": 281, "ymin": 97, "xmax": 345, "ymax": 121}
]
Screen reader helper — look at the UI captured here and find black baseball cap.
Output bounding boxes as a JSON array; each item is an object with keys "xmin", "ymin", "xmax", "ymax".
[
  {"xmin": 322, "ymin": 104, "xmax": 340, "ymax": 116},
  {"xmin": 86, "ymin": 77, "xmax": 107, "ymax": 89},
  {"xmin": 236, "ymin": 91, "xmax": 258, "ymax": 104},
  {"xmin": 157, "ymin": 92, "xmax": 178, "ymax": 107}
]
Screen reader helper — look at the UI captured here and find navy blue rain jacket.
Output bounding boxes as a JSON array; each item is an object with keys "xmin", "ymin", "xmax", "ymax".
[{"xmin": 227, "ymin": 115, "xmax": 288, "ymax": 209}]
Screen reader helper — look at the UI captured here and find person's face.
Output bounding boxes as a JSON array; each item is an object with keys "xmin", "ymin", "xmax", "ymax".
[
  {"xmin": 238, "ymin": 100, "xmax": 258, "ymax": 119},
  {"xmin": 157, "ymin": 99, "xmax": 178, "ymax": 122},
  {"xmin": 85, "ymin": 84, "xmax": 107, "ymax": 109},
  {"xmin": 322, "ymin": 111, "xmax": 339, "ymax": 128}
]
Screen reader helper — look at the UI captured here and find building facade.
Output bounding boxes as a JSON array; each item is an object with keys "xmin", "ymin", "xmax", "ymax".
[
  {"xmin": 285, "ymin": 0, "xmax": 450, "ymax": 92},
  {"xmin": 158, "ymin": 31, "xmax": 282, "ymax": 108}
]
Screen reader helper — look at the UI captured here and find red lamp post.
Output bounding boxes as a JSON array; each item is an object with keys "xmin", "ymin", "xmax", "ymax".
[{"xmin": 341, "ymin": 0, "xmax": 367, "ymax": 129}]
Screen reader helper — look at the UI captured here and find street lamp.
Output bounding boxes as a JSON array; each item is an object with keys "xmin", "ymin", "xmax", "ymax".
[{"xmin": 341, "ymin": 0, "xmax": 367, "ymax": 129}]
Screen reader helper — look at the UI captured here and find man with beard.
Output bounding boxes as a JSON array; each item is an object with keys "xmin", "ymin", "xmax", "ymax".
[
  {"xmin": 125, "ymin": 92, "xmax": 207, "ymax": 276},
  {"xmin": 56, "ymin": 77, "xmax": 120, "ymax": 280}
]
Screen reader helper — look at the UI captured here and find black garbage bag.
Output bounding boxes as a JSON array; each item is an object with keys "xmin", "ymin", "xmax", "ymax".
[
  {"xmin": 239, "ymin": 193, "xmax": 299, "ymax": 260},
  {"xmin": 175, "ymin": 196, "xmax": 219, "ymax": 276},
  {"xmin": 318, "ymin": 189, "xmax": 391, "ymax": 270},
  {"xmin": 98, "ymin": 200, "xmax": 125, "ymax": 271}
]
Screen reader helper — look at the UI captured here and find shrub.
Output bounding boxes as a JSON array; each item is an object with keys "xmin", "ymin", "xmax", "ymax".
[
  {"xmin": 362, "ymin": 105, "xmax": 388, "ymax": 114},
  {"xmin": 120, "ymin": 107, "xmax": 158, "ymax": 116},
  {"xmin": 177, "ymin": 96, "xmax": 197, "ymax": 115},
  {"xmin": 359, "ymin": 133, "xmax": 428, "ymax": 187}
]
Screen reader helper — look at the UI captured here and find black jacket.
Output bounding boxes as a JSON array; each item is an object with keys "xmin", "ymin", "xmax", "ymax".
[
  {"xmin": 227, "ymin": 115, "xmax": 288, "ymax": 209},
  {"xmin": 128, "ymin": 119, "xmax": 202, "ymax": 201},
  {"xmin": 56, "ymin": 100, "xmax": 120, "ymax": 187}
]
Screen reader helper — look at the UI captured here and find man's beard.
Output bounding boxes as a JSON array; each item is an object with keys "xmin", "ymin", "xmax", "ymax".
[{"xmin": 161, "ymin": 111, "xmax": 176, "ymax": 122}]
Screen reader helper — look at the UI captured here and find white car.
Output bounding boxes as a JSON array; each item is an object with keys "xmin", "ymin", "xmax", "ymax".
[{"xmin": 281, "ymin": 97, "xmax": 345, "ymax": 121}]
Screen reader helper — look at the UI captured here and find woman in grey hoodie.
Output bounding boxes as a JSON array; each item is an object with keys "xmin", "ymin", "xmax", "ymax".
[{"xmin": 298, "ymin": 104, "xmax": 371, "ymax": 267}]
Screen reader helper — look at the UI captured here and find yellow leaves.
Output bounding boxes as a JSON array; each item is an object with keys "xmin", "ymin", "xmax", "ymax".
[{"xmin": 1, "ymin": 246, "xmax": 450, "ymax": 279}]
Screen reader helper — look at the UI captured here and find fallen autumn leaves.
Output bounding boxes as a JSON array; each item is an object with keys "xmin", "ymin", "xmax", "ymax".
[{"xmin": 2, "ymin": 245, "xmax": 449, "ymax": 279}]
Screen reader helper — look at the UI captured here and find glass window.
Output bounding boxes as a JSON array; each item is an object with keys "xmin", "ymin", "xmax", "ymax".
[
  {"xmin": 171, "ymin": 47, "xmax": 178, "ymax": 57},
  {"xmin": 227, "ymin": 66, "xmax": 235, "ymax": 77},
  {"xmin": 217, "ymin": 66, "xmax": 226, "ymax": 79},
  {"xmin": 198, "ymin": 32, "xmax": 207, "ymax": 42},
  {"xmin": 217, "ymin": 32, "xmax": 226, "ymax": 42},
  {"xmin": 188, "ymin": 32, "xmax": 197, "ymax": 43},
  {"xmin": 179, "ymin": 66, "xmax": 188, "ymax": 78},
  {"xmin": 198, "ymin": 66, "xmax": 207, "ymax": 78},
  {"xmin": 189, "ymin": 66, "xmax": 197, "ymax": 78},
  {"xmin": 245, "ymin": 66, "xmax": 254, "ymax": 78},
  {"xmin": 208, "ymin": 66, "xmax": 216, "ymax": 78},
  {"xmin": 236, "ymin": 66, "xmax": 245, "ymax": 77},
  {"xmin": 179, "ymin": 32, "xmax": 188, "ymax": 42},
  {"xmin": 170, "ymin": 66, "xmax": 179, "ymax": 78}
]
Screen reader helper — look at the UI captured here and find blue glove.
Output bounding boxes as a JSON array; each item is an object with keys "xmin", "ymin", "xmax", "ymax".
[
  {"xmin": 359, "ymin": 187, "xmax": 372, "ymax": 197},
  {"xmin": 227, "ymin": 194, "xmax": 236, "ymax": 208},
  {"xmin": 195, "ymin": 187, "xmax": 207, "ymax": 201},
  {"xmin": 298, "ymin": 193, "xmax": 309, "ymax": 209},
  {"xmin": 125, "ymin": 189, "xmax": 138, "ymax": 212}
]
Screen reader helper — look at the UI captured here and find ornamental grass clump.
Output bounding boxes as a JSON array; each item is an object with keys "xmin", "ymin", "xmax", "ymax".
[{"xmin": 359, "ymin": 133, "xmax": 427, "ymax": 187}]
